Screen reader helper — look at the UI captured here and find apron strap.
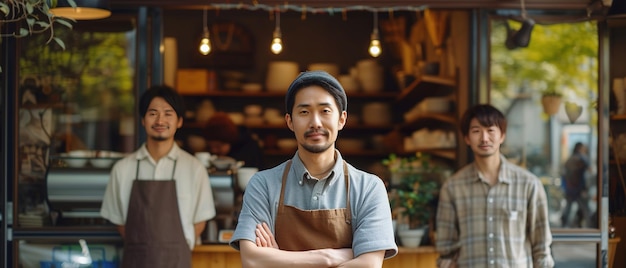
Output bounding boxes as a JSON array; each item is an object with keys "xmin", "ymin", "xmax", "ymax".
[
  {"xmin": 277, "ymin": 160, "xmax": 292, "ymax": 213},
  {"xmin": 343, "ymin": 161, "xmax": 351, "ymax": 224},
  {"xmin": 170, "ymin": 159, "xmax": 178, "ymax": 180},
  {"xmin": 135, "ymin": 159, "xmax": 140, "ymax": 181}
]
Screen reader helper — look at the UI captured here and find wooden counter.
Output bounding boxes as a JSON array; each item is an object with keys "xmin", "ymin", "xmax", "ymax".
[{"xmin": 192, "ymin": 244, "xmax": 438, "ymax": 268}]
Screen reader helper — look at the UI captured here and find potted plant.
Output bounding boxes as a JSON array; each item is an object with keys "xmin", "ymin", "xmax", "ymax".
[
  {"xmin": 383, "ymin": 153, "xmax": 440, "ymax": 247},
  {"xmin": 540, "ymin": 88, "xmax": 563, "ymax": 115}
]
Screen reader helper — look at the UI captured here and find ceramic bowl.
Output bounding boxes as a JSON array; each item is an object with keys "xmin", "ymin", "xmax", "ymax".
[
  {"xmin": 210, "ymin": 156, "xmax": 237, "ymax": 170},
  {"xmin": 89, "ymin": 151, "xmax": 124, "ymax": 168},
  {"xmin": 62, "ymin": 150, "xmax": 94, "ymax": 168},
  {"xmin": 89, "ymin": 158, "xmax": 115, "ymax": 168}
]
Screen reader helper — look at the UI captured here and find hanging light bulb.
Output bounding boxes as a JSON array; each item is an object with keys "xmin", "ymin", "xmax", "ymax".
[
  {"xmin": 369, "ymin": 30, "xmax": 382, "ymax": 57},
  {"xmin": 199, "ymin": 30, "xmax": 211, "ymax": 55},
  {"xmin": 369, "ymin": 11, "xmax": 382, "ymax": 57},
  {"xmin": 199, "ymin": 7, "xmax": 211, "ymax": 55},
  {"xmin": 271, "ymin": 10, "xmax": 283, "ymax": 54}
]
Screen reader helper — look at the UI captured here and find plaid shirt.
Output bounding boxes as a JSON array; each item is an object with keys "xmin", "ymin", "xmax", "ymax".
[{"xmin": 436, "ymin": 155, "xmax": 554, "ymax": 268}]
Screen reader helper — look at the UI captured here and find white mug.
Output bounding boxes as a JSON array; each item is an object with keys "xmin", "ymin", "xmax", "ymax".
[
  {"xmin": 237, "ymin": 167, "xmax": 259, "ymax": 190},
  {"xmin": 195, "ymin": 152, "xmax": 212, "ymax": 168}
]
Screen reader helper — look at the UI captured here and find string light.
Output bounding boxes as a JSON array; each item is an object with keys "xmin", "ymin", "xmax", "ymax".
[
  {"xmin": 201, "ymin": 3, "xmax": 428, "ymax": 57},
  {"xmin": 271, "ymin": 9, "xmax": 283, "ymax": 54},
  {"xmin": 369, "ymin": 11, "xmax": 381, "ymax": 57},
  {"xmin": 198, "ymin": 6, "xmax": 212, "ymax": 55}
]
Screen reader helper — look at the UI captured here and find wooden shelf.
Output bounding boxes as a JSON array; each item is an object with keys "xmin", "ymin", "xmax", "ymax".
[
  {"xmin": 400, "ymin": 113, "xmax": 457, "ymax": 131},
  {"xmin": 184, "ymin": 122, "xmax": 395, "ymax": 130},
  {"xmin": 180, "ymin": 90, "xmax": 397, "ymax": 99},
  {"xmin": 611, "ymin": 114, "xmax": 626, "ymax": 121},
  {"xmin": 396, "ymin": 75, "xmax": 456, "ymax": 112},
  {"xmin": 263, "ymin": 149, "xmax": 390, "ymax": 157},
  {"xmin": 397, "ymin": 148, "xmax": 456, "ymax": 160}
]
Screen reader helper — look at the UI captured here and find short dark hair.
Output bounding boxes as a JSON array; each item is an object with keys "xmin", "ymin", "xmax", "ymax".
[
  {"xmin": 573, "ymin": 142, "xmax": 585, "ymax": 154},
  {"xmin": 284, "ymin": 71, "xmax": 347, "ymax": 116},
  {"xmin": 459, "ymin": 104, "xmax": 507, "ymax": 137},
  {"xmin": 138, "ymin": 85, "xmax": 185, "ymax": 119}
]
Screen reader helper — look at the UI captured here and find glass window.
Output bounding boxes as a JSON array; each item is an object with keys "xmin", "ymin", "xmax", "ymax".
[
  {"xmin": 17, "ymin": 17, "xmax": 136, "ymax": 227},
  {"xmin": 489, "ymin": 19, "xmax": 599, "ymax": 229},
  {"xmin": 552, "ymin": 241, "xmax": 597, "ymax": 267}
]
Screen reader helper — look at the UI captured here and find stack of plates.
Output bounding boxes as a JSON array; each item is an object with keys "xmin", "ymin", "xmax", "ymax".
[{"xmin": 19, "ymin": 211, "xmax": 49, "ymax": 227}]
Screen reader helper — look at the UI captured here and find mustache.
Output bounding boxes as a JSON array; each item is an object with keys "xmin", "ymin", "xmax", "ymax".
[
  {"xmin": 151, "ymin": 124, "xmax": 170, "ymax": 129},
  {"xmin": 304, "ymin": 129, "xmax": 329, "ymax": 137}
]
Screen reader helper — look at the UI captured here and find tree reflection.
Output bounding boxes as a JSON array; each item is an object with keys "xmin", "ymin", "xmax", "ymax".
[{"xmin": 490, "ymin": 19, "xmax": 598, "ymax": 229}]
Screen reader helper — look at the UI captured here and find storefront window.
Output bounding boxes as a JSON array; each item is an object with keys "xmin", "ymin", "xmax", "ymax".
[
  {"xmin": 489, "ymin": 19, "xmax": 599, "ymax": 229},
  {"xmin": 17, "ymin": 17, "xmax": 136, "ymax": 226}
]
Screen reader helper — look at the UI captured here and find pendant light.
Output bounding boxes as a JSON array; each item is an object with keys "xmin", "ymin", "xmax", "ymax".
[
  {"xmin": 271, "ymin": 10, "xmax": 283, "ymax": 55},
  {"xmin": 49, "ymin": 0, "xmax": 111, "ymax": 20},
  {"xmin": 368, "ymin": 11, "xmax": 382, "ymax": 58},
  {"xmin": 199, "ymin": 7, "xmax": 212, "ymax": 55}
]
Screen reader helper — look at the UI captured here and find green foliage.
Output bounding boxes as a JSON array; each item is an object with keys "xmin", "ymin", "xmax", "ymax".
[
  {"xmin": 384, "ymin": 153, "xmax": 440, "ymax": 228},
  {"xmin": 19, "ymin": 27, "xmax": 135, "ymax": 116},
  {"xmin": 490, "ymin": 20, "xmax": 597, "ymax": 111},
  {"xmin": 541, "ymin": 88, "xmax": 563, "ymax": 97},
  {"xmin": 0, "ymin": 0, "xmax": 76, "ymax": 47}
]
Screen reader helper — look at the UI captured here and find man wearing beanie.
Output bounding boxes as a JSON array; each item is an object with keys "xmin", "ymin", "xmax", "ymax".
[{"xmin": 229, "ymin": 71, "xmax": 398, "ymax": 267}]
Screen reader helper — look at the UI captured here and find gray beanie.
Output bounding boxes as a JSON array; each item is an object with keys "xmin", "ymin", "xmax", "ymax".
[{"xmin": 285, "ymin": 70, "xmax": 347, "ymax": 115}]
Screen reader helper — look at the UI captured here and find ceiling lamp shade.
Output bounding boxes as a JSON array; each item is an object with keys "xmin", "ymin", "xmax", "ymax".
[{"xmin": 49, "ymin": 0, "xmax": 112, "ymax": 20}]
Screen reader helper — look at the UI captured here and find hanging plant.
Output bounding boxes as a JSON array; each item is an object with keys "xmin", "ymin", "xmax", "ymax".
[
  {"xmin": 0, "ymin": 0, "xmax": 75, "ymax": 48},
  {"xmin": 541, "ymin": 88, "xmax": 563, "ymax": 115}
]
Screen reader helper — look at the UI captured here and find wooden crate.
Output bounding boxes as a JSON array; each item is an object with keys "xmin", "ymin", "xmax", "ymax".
[{"xmin": 176, "ymin": 69, "xmax": 216, "ymax": 95}]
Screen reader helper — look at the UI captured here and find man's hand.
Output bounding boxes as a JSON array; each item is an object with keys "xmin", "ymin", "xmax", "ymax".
[{"xmin": 255, "ymin": 222, "xmax": 279, "ymax": 248}]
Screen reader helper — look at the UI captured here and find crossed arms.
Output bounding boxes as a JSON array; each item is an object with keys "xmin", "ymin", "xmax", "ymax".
[{"xmin": 238, "ymin": 223, "xmax": 385, "ymax": 268}]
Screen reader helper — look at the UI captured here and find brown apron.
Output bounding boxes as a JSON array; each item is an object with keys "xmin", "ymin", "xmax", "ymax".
[
  {"xmin": 275, "ymin": 160, "xmax": 353, "ymax": 251},
  {"xmin": 121, "ymin": 160, "xmax": 191, "ymax": 268}
]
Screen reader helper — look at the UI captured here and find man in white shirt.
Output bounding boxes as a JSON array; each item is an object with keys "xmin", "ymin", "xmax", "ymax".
[{"xmin": 100, "ymin": 85, "xmax": 215, "ymax": 268}]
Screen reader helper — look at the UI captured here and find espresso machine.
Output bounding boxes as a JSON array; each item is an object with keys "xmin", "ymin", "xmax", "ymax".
[
  {"xmin": 202, "ymin": 156, "xmax": 244, "ymax": 243},
  {"xmin": 45, "ymin": 165, "xmax": 112, "ymax": 225}
]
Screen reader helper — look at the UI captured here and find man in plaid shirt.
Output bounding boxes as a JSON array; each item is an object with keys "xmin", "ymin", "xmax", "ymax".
[{"xmin": 436, "ymin": 104, "xmax": 554, "ymax": 268}]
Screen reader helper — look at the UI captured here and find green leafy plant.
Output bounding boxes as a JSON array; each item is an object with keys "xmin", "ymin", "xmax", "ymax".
[
  {"xmin": 541, "ymin": 88, "xmax": 563, "ymax": 97},
  {"xmin": 383, "ymin": 153, "xmax": 440, "ymax": 229},
  {"xmin": 0, "ymin": 0, "xmax": 75, "ymax": 48}
]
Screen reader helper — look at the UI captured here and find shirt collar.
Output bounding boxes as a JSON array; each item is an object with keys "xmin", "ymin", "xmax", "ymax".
[
  {"xmin": 135, "ymin": 142, "xmax": 181, "ymax": 163},
  {"xmin": 471, "ymin": 154, "xmax": 512, "ymax": 184},
  {"xmin": 291, "ymin": 149, "xmax": 344, "ymax": 186},
  {"xmin": 497, "ymin": 155, "xmax": 513, "ymax": 184}
]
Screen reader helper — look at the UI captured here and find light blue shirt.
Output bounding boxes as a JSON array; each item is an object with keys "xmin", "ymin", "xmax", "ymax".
[{"xmin": 230, "ymin": 150, "xmax": 398, "ymax": 259}]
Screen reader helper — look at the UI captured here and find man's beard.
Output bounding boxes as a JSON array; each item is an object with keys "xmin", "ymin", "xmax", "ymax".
[
  {"xmin": 301, "ymin": 143, "xmax": 333, "ymax": 154},
  {"xmin": 149, "ymin": 134, "xmax": 169, "ymax": 142},
  {"xmin": 301, "ymin": 129, "xmax": 332, "ymax": 153}
]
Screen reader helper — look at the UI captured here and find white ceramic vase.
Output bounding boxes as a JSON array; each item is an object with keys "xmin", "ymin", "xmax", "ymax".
[{"xmin": 398, "ymin": 227, "xmax": 425, "ymax": 248}]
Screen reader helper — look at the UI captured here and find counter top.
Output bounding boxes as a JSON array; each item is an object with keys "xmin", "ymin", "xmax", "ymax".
[
  {"xmin": 193, "ymin": 244, "xmax": 236, "ymax": 253},
  {"xmin": 193, "ymin": 244, "xmax": 437, "ymax": 254},
  {"xmin": 191, "ymin": 244, "xmax": 438, "ymax": 268}
]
